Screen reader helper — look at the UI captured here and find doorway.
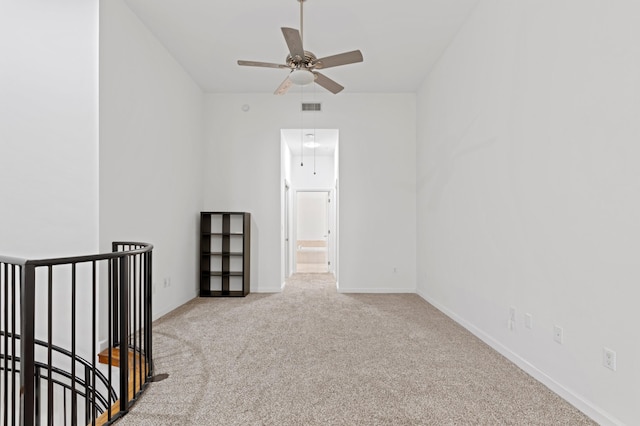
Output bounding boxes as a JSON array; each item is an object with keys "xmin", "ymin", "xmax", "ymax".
[
  {"xmin": 281, "ymin": 129, "xmax": 339, "ymax": 284},
  {"xmin": 296, "ymin": 191, "xmax": 329, "ymax": 273}
]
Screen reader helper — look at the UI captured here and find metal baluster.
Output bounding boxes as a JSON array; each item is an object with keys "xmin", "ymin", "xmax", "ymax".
[
  {"xmin": 71, "ymin": 263, "xmax": 77, "ymax": 426},
  {"xmin": 33, "ymin": 366, "xmax": 41, "ymax": 426},
  {"xmin": 90, "ymin": 260, "xmax": 97, "ymax": 426},
  {"xmin": 3, "ymin": 263, "xmax": 8, "ymax": 425},
  {"xmin": 132, "ymin": 253, "xmax": 137, "ymax": 397},
  {"xmin": 21, "ymin": 264, "xmax": 36, "ymax": 426},
  {"xmin": 84, "ymin": 365, "xmax": 91, "ymax": 426},
  {"xmin": 47, "ymin": 265, "xmax": 53, "ymax": 425},
  {"xmin": 138, "ymin": 253, "xmax": 143, "ymax": 388},
  {"xmin": 146, "ymin": 251, "xmax": 153, "ymax": 379},
  {"xmin": 118, "ymin": 256, "xmax": 129, "ymax": 414},
  {"xmin": 11, "ymin": 265, "xmax": 18, "ymax": 426}
]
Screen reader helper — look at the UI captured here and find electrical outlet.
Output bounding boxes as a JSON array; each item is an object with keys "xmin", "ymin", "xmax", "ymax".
[
  {"xmin": 525, "ymin": 313, "xmax": 533, "ymax": 329},
  {"xmin": 603, "ymin": 347, "xmax": 617, "ymax": 371},
  {"xmin": 553, "ymin": 325, "xmax": 563, "ymax": 344}
]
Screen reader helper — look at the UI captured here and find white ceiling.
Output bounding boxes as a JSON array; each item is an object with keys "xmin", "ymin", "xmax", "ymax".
[
  {"xmin": 282, "ymin": 128, "xmax": 338, "ymax": 157},
  {"xmin": 123, "ymin": 0, "xmax": 479, "ymax": 94}
]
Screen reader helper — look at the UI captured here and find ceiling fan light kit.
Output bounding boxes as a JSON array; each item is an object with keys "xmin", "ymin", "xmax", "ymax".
[
  {"xmin": 237, "ymin": 0, "xmax": 363, "ymax": 95},
  {"xmin": 289, "ymin": 69, "xmax": 315, "ymax": 86}
]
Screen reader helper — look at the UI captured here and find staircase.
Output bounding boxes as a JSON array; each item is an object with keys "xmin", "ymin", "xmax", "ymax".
[
  {"xmin": 93, "ymin": 347, "xmax": 147, "ymax": 426},
  {"xmin": 0, "ymin": 242, "xmax": 154, "ymax": 426}
]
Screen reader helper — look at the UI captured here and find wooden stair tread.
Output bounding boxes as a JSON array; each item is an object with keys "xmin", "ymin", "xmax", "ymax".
[
  {"xmin": 92, "ymin": 348, "xmax": 147, "ymax": 426},
  {"xmin": 97, "ymin": 347, "xmax": 138, "ymax": 367}
]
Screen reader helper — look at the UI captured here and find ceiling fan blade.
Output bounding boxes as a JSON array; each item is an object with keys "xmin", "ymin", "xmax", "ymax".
[
  {"xmin": 237, "ymin": 60, "xmax": 289, "ymax": 69},
  {"xmin": 274, "ymin": 75, "xmax": 293, "ymax": 95},
  {"xmin": 313, "ymin": 72, "xmax": 344, "ymax": 94},
  {"xmin": 281, "ymin": 27, "xmax": 305, "ymax": 60},
  {"xmin": 313, "ymin": 50, "xmax": 363, "ymax": 70}
]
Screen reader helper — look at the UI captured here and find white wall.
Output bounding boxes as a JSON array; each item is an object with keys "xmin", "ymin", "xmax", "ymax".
[
  {"xmin": 205, "ymin": 93, "xmax": 416, "ymax": 293},
  {"xmin": 0, "ymin": 0, "xmax": 99, "ymax": 258},
  {"xmin": 416, "ymin": 1, "xmax": 640, "ymax": 424},
  {"xmin": 100, "ymin": 0, "xmax": 205, "ymax": 320},
  {"xmin": 0, "ymin": 7, "xmax": 100, "ymax": 418},
  {"xmin": 291, "ymin": 155, "xmax": 335, "ymax": 189},
  {"xmin": 0, "ymin": 1, "xmax": 99, "ymax": 387}
]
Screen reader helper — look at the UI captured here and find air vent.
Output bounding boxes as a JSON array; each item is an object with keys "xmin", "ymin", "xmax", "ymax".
[{"xmin": 301, "ymin": 102, "xmax": 322, "ymax": 112}]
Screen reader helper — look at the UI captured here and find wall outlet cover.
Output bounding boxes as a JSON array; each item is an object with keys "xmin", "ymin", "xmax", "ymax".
[
  {"xmin": 525, "ymin": 313, "xmax": 533, "ymax": 329},
  {"xmin": 603, "ymin": 347, "xmax": 617, "ymax": 371},
  {"xmin": 553, "ymin": 325, "xmax": 563, "ymax": 344}
]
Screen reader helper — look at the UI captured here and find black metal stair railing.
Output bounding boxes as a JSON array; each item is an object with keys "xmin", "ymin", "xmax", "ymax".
[
  {"xmin": 0, "ymin": 331, "xmax": 117, "ymax": 424},
  {"xmin": 0, "ymin": 241, "xmax": 153, "ymax": 426}
]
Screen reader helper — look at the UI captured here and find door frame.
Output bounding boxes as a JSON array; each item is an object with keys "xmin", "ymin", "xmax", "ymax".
[{"xmin": 284, "ymin": 180, "xmax": 291, "ymax": 279}]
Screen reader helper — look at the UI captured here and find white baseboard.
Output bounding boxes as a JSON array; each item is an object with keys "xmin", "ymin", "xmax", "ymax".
[
  {"xmin": 98, "ymin": 339, "xmax": 109, "ymax": 352},
  {"xmin": 416, "ymin": 288, "xmax": 624, "ymax": 426},
  {"xmin": 253, "ymin": 286, "xmax": 282, "ymax": 293},
  {"xmin": 338, "ymin": 286, "xmax": 416, "ymax": 294}
]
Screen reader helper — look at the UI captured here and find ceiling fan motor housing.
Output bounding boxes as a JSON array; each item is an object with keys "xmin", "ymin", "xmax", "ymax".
[{"xmin": 286, "ymin": 51, "xmax": 318, "ymax": 69}]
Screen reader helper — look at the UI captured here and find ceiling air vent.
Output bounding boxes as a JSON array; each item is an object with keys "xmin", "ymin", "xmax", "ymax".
[{"xmin": 301, "ymin": 102, "xmax": 322, "ymax": 112}]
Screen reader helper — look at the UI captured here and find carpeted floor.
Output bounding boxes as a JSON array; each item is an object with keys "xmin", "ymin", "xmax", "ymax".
[{"xmin": 116, "ymin": 274, "xmax": 595, "ymax": 425}]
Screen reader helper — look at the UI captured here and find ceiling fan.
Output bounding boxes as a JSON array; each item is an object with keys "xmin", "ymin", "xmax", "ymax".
[{"xmin": 237, "ymin": 0, "xmax": 363, "ymax": 95}]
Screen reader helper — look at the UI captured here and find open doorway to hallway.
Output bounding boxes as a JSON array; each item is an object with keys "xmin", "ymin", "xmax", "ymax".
[{"xmin": 281, "ymin": 129, "xmax": 339, "ymax": 286}]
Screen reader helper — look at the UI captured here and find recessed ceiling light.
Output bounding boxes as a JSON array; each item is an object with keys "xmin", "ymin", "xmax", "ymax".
[{"xmin": 304, "ymin": 142, "xmax": 319, "ymax": 148}]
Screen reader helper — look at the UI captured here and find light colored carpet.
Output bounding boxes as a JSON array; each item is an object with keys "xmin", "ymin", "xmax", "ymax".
[
  {"xmin": 296, "ymin": 263, "xmax": 329, "ymax": 273},
  {"xmin": 116, "ymin": 274, "xmax": 595, "ymax": 425}
]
